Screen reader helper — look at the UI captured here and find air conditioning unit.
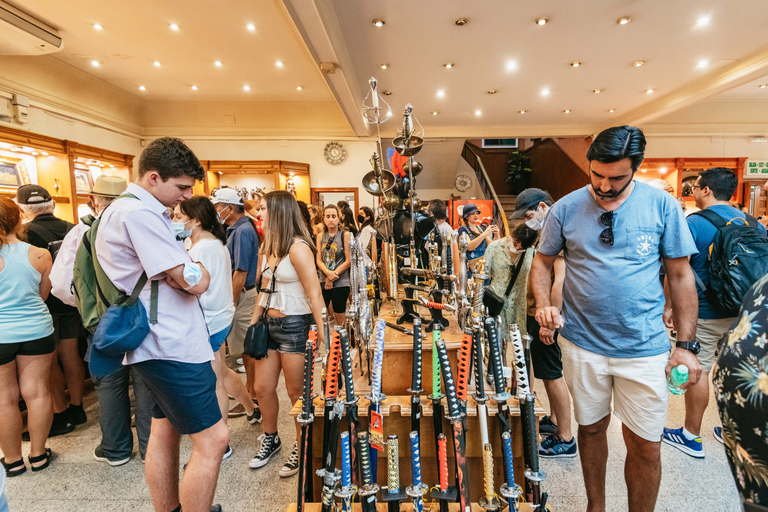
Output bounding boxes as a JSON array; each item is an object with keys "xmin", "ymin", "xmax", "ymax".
[{"xmin": 0, "ymin": 1, "xmax": 62, "ymax": 55}]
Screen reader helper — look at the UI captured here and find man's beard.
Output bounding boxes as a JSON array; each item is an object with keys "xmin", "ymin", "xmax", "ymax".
[{"xmin": 595, "ymin": 176, "xmax": 634, "ymax": 200}]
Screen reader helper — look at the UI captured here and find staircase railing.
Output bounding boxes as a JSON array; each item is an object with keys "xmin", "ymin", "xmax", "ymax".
[{"xmin": 461, "ymin": 142, "xmax": 510, "ymax": 237}]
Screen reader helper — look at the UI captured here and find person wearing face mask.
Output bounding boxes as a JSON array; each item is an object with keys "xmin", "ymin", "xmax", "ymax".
[
  {"xmin": 511, "ymin": 188, "xmax": 577, "ymax": 457},
  {"xmin": 210, "ymin": 188, "xmax": 262, "ymax": 422},
  {"xmin": 174, "ymin": 197, "xmax": 260, "ymax": 461}
]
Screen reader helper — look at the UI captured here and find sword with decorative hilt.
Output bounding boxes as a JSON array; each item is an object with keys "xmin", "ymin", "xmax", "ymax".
[
  {"xmin": 456, "ymin": 330, "xmax": 473, "ymax": 419},
  {"xmin": 317, "ymin": 399, "xmax": 344, "ymax": 512},
  {"xmin": 321, "ymin": 329, "xmax": 341, "ymax": 461},
  {"xmin": 509, "ymin": 324, "xmax": 531, "ymax": 399},
  {"xmin": 472, "ymin": 259, "xmax": 488, "ymax": 325},
  {"xmin": 307, "ymin": 327, "xmax": 319, "ymax": 501},
  {"xmin": 357, "ymin": 431, "xmax": 379, "ymax": 512},
  {"xmin": 335, "ymin": 431, "xmax": 358, "ymax": 512},
  {"xmin": 380, "ymin": 434, "xmax": 407, "ymax": 512},
  {"xmin": 406, "ymin": 431, "xmax": 428, "ymax": 512},
  {"xmin": 418, "ymin": 295, "xmax": 456, "ymax": 312},
  {"xmin": 408, "ymin": 317, "xmax": 424, "ymax": 439},
  {"xmin": 521, "ymin": 393, "xmax": 546, "ymax": 505},
  {"xmin": 488, "ymin": 317, "xmax": 512, "ymax": 430},
  {"xmin": 473, "ymin": 328, "xmax": 491, "ymax": 447},
  {"xmin": 338, "ymin": 327, "xmax": 360, "ymax": 489},
  {"xmin": 429, "ymin": 432, "xmax": 458, "ymax": 508},
  {"xmin": 479, "ymin": 443, "xmax": 501, "ymax": 512},
  {"xmin": 457, "ymin": 233, "xmax": 470, "ymax": 330},
  {"xmin": 297, "ymin": 329, "xmax": 317, "ymax": 512},
  {"xmin": 436, "ymin": 339, "xmax": 471, "ymax": 512},
  {"xmin": 428, "ymin": 329, "xmax": 449, "ymax": 512},
  {"xmin": 499, "ymin": 431, "xmax": 523, "ymax": 511},
  {"xmin": 321, "ymin": 307, "xmax": 330, "ymax": 390},
  {"xmin": 366, "ymin": 319, "xmax": 387, "ymax": 481}
]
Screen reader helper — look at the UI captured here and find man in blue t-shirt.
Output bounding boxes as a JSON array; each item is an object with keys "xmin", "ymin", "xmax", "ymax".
[
  {"xmin": 531, "ymin": 126, "xmax": 700, "ymax": 512},
  {"xmin": 662, "ymin": 167, "xmax": 766, "ymax": 458}
]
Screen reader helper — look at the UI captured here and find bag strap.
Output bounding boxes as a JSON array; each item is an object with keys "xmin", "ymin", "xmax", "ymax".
[
  {"xmin": 503, "ymin": 250, "xmax": 527, "ymax": 297},
  {"xmin": 690, "ymin": 208, "xmax": 729, "ymax": 229},
  {"xmin": 259, "ymin": 261, "xmax": 277, "ymax": 321}
]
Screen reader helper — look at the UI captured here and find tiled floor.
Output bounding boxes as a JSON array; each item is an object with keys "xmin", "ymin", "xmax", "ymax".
[{"xmin": 3, "ymin": 374, "xmax": 740, "ymax": 511}]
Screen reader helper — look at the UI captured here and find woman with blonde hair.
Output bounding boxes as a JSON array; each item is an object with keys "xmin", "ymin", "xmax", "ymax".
[{"xmin": 248, "ymin": 191, "xmax": 325, "ymax": 477}]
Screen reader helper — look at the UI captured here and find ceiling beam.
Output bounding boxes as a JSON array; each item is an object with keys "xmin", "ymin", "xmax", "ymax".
[
  {"xmin": 607, "ymin": 45, "xmax": 768, "ymax": 132},
  {"xmin": 281, "ymin": 0, "xmax": 369, "ymax": 138}
]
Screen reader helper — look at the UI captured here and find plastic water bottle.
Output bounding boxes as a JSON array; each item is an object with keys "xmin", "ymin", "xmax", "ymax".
[{"xmin": 668, "ymin": 365, "xmax": 689, "ymax": 395}]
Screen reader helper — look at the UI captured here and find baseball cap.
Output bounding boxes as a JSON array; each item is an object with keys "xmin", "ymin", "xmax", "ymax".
[
  {"xmin": 509, "ymin": 188, "xmax": 551, "ymax": 219},
  {"xmin": 91, "ymin": 175, "xmax": 128, "ymax": 197},
  {"xmin": 461, "ymin": 203, "xmax": 480, "ymax": 219},
  {"xmin": 210, "ymin": 188, "xmax": 243, "ymax": 206},
  {"xmin": 16, "ymin": 184, "xmax": 52, "ymax": 205}
]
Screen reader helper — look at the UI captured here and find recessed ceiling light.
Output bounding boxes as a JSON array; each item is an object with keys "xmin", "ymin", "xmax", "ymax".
[
  {"xmin": 760, "ymin": 84, "xmax": 768, "ymax": 89},
  {"xmin": 535, "ymin": 17, "xmax": 548, "ymax": 26},
  {"xmin": 659, "ymin": 167, "xmax": 667, "ymax": 174},
  {"xmin": 519, "ymin": 110, "xmax": 527, "ymax": 114},
  {"xmin": 296, "ymin": 86, "xmax": 302, "ymax": 90},
  {"xmin": 563, "ymin": 109, "xmax": 571, "ymax": 113},
  {"xmin": 608, "ymin": 108, "xmax": 615, "ymax": 112},
  {"xmin": 617, "ymin": 16, "xmax": 631, "ymax": 25},
  {"xmin": 475, "ymin": 110, "xmax": 482, "ymax": 116},
  {"xmin": 570, "ymin": 61, "xmax": 582, "ymax": 67},
  {"xmin": 593, "ymin": 89, "xmax": 602, "ymax": 94},
  {"xmin": 455, "ymin": 18, "xmax": 468, "ymax": 26},
  {"xmin": 246, "ymin": 23, "xmax": 256, "ymax": 32},
  {"xmin": 170, "ymin": 23, "xmax": 179, "ymax": 31},
  {"xmin": 431, "ymin": 111, "xmax": 438, "ymax": 115},
  {"xmin": 437, "ymin": 89, "xmax": 445, "ymax": 98},
  {"xmin": 31, "ymin": 151, "xmax": 38, "ymax": 155},
  {"xmin": 487, "ymin": 90, "xmax": 497, "ymax": 95},
  {"xmin": 633, "ymin": 60, "xmax": 645, "ymax": 67},
  {"xmin": 191, "ymin": 85, "xmax": 198, "ymax": 90},
  {"xmin": 42, "ymin": 151, "xmax": 49, "ymax": 156},
  {"xmin": 93, "ymin": 23, "xmax": 103, "ymax": 30},
  {"xmin": 109, "ymin": 164, "xmax": 115, "ymax": 168},
  {"xmin": 641, "ymin": 168, "xmax": 647, "ymax": 173},
  {"xmin": 379, "ymin": 63, "xmax": 388, "ymax": 69},
  {"xmin": 697, "ymin": 59, "xmax": 709, "ymax": 68},
  {"xmin": 372, "ymin": 19, "xmax": 385, "ymax": 27},
  {"xmin": 646, "ymin": 88, "xmax": 654, "ymax": 94},
  {"xmin": 218, "ymin": 172, "xmax": 222, "ymax": 175},
  {"xmin": 541, "ymin": 88, "xmax": 550, "ymax": 96},
  {"xmin": 276, "ymin": 60, "xmax": 284, "ymax": 68},
  {"xmin": 383, "ymin": 90, "xmax": 392, "ymax": 95},
  {"xmin": 243, "ymin": 85, "xmax": 250, "ymax": 91},
  {"xmin": 696, "ymin": 16, "xmax": 710, "ymax": 27},
  {"xmin": 153, "ymin": 61, "xmax": 161, "ymax": 67},
  {"xmin": 139, "ymin": 86, "xmax": 146, "ymax": 91},
  {"xmin": 91, "ymin": 60, "xmax": 100, "ymax": 67},
  {"xmin": 444, "ymin": 63, "xmax": 455, "ymax": 69},
  {"xmin": 506, "ymin": 60, "xmax": 517, "ymax": 71}
]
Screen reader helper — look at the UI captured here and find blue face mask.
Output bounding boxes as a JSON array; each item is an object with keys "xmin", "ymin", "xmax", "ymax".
[{"xmin": 172, "ymin": 221, "xmax": 192, "ymax": 240}]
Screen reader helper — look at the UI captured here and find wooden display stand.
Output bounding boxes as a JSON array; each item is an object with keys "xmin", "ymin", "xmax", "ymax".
[{"xmin": 289, "ymin": 309, "xmax": 545, "ymax": 505}]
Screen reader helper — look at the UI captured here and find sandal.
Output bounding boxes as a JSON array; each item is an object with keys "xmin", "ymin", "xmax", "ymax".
[
  {"xmin": 28, "ymin": 448, "xmax": 52, "ymax": 472},
  {"xmin": 1, "ymin": 456, "xmax": 27, "ymax": 477}
]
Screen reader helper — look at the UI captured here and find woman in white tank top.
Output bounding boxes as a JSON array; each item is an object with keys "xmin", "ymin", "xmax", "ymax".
[{"xmin": 248, "ymin": 191, "xmax": 325, "ymax": 476}]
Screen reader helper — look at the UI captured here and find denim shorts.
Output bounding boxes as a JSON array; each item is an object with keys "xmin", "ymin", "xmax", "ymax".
[
  {"xmin": 132, "ymin": 359, "xmax": 221, "ymax": 435},
  {"xmin": 209, "ymin": 327, "xmax": 231, "ymax": 353},
  {"xmin": 266, "ymin": 313, "xmax": 313, "ymax": 354}
]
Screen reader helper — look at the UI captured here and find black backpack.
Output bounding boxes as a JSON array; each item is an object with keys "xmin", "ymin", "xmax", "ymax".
[
  {"xmin": 691, "ymin": 209, "xmax": 768, "ymax": 316},
  {"xmin": 26, "ymin": 220, "xmax": 73, "ymax": 263}
]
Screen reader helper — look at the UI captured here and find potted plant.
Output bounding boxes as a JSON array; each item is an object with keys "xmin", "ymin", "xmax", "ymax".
[{"xmin": 506, "ymin": 150, "xmax": 532, "ymax": 194}]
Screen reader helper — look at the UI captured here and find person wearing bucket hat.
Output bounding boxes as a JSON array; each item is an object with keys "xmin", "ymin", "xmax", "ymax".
[{"xmin": 457, "ymin": 202, "xmax": 498, "ymax": 278}]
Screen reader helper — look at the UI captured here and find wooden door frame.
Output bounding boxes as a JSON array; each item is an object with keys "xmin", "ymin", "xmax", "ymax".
[{"xmin": 310, "ymin": 187, "xmax": 359, "ymax": 210}]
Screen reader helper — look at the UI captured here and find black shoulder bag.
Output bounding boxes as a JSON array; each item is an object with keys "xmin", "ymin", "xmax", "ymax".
[
  {"xmin": 243, "ymin": 262, "xmax": 276, "ymax": 360},
  {"xmin": 483, "ymin": 251, "xmax": 527, "ymax": 318}
]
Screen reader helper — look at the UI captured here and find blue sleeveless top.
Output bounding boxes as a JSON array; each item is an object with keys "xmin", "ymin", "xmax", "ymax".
[{"xmin": 0, "ymin": 242, "xmax": 54, "ymax": 343}]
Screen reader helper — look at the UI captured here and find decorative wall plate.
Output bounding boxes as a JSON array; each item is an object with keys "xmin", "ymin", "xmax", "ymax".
[
  {"xmin": 324, "ymin": 141, "xmax": 347, "ymax": 164},
  {"xmin": 454, "ymin": 174, "xmax": 472, "ymax": 192}
]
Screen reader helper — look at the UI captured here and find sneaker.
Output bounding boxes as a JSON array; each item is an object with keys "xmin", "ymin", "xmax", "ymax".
[
  {"xmin": 211, "ymin": 505, "xmax": 223, "ymax": 512},
  {"xmin": 539, "ymin": 434, "xmax": 577, "ymax": 458},
  {"xmin": 662, "ymin": 427, "xmax": 704, "ymax": 458},
  {"xmin": 246, "ymin": 406, "xmax": 262, "ymax": 425},
  {"xmin": 24, "ymin": 412, "xmax": 74, "ymax": 441},
  {"xmin": 228, "ymin": 404, "xmax": 247, "ymax": 418},
  {"xmin": 93, "ymin": 445, "xmax": 130, "ymax": 467},
  {"xmin": 279, "ymin": 442, "xmax": 299, "ymax": 478},
  {"xmin": 222, "ymin": 444, "xmax": 233, "ymax": 460},
  {"xmin": 249, "ymin": 433, "xmax": 282, "ymax": 468},
  {"xmin": 68, "ymin": 404, "xmax": 87, "ymax": 425},
  {"xmin": 236, "ymin": 365, "xmax": 246, "ymax": 374},
  {"xmin": 539, "ymin": 415, "xmax": 558, "ymax": 436},
  {"xmin": 236, "ymin": 358, "xmax": 244, "ymax": 366},
  {"xmin": 714, "ymin": 426, "xmax": 724, "ymax": 445}
]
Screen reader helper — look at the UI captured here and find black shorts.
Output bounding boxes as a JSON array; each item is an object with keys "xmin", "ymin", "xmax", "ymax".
[
  {"xmin": 0, "ymin": 334, "xmax": 56, "ymax": 366},
  {"xmin": 132, "ymin": 359, "xmax": 221, "ymax": 435},
  {"xmin": 527, "ymin": 315, "xmax": 563, "ymax": 381},
  {"xmin": 267, "ymin": 313, "xmax": 313, "ymax": 354},
  {"xmin": 322, "ymin": 286, "xmax": 350, "ymax": 314},
  {"xmin": 51, "ymin": 309, "xmax": 81, "ymax": 341}
]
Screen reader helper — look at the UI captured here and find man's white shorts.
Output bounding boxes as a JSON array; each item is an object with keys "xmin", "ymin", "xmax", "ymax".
[{"xmin": 560, "ymin": 335, "xmax": 669, "ymax": 442}]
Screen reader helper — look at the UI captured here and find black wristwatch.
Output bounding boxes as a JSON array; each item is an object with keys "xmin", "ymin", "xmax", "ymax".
[{"xmin": 675, "ymin": 340, "xmax": 701, "ymax": 355}]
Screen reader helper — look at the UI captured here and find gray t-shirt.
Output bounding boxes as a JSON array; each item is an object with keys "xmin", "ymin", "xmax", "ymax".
[
  {"xmin": 538, "ymin": 182, "xmax": 697, "ymax": 358},
  {"xmin": 320, "ymin": 230, "xmax": 350, "ymax": 288}
]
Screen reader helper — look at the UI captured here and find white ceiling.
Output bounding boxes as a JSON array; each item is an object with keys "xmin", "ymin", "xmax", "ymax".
[{"xmin": 6, "ymin": 0, "xmax": 768, "ymax": 139}]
